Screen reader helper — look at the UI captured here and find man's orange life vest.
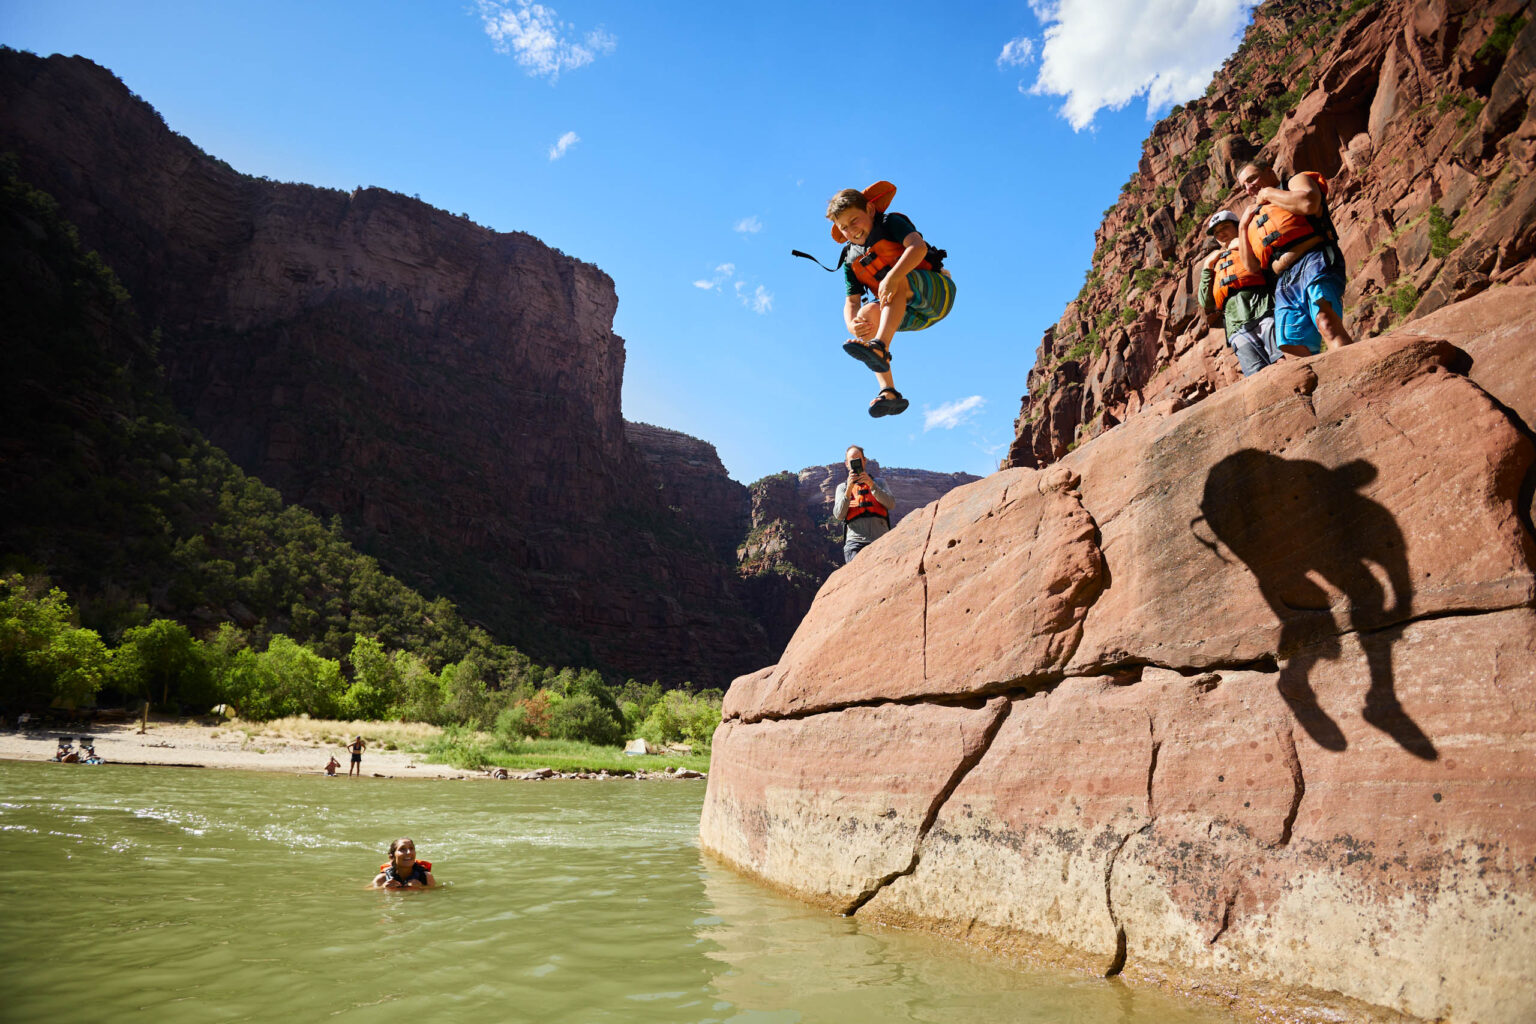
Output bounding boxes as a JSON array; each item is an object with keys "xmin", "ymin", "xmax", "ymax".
[
  {"xmin": 1212, "ymin": 246, "xmax": 1268, "ymax": 311},
  {"xmin": 845, "ymin": 482, "xmax": 890, "ymax": 524},
  {"xmin": 1245, "ymin": 171, "xmax": 1332, "ymax": 271}
]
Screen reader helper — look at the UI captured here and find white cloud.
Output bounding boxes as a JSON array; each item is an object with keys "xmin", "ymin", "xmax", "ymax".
[
  {"xmin": 734, "ymin": 215, "xmax": 764, "ymax": 234},
  {"xmin": 547, "ymin": 130, "xmax": 580, "ymax": 161},
  {"xmin": 695, "ymin": 264, "xmax": 771, "ymax": 312},
  {"xmin": 734, "ymin": 281, "xmax": 774, "ymax": 314},
  {"xmin": 477, "ymin": 0, "xmax": 616, "ymax": 81},
  {"xmin": 1025, "ymin": 0, "xmax": 1259, "ymax": 130},
  {"xmin": 997, "ymin": 36, "xmax": 1036, "ymax": 67},
  {"xmin": 693, "ymin": 263, "xmax": 735, "ymax": 290},
  {"xmin": 924, "ymin": 395, "xmax": 986, "ymax": 432}
]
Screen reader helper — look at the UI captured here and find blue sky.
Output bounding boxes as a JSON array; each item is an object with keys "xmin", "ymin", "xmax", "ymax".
[{"xmin": 2, "ymin": 0, "xmax": 1258, "ymax": 484}]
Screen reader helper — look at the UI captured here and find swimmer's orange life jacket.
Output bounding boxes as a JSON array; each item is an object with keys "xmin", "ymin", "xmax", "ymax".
[
  {"xmin": 379, "ymin": 860, "xmax": 432, "ymax": 873},
  {"xmin": 1211, "ymin": 246, "xmax": 1268, "ymax": 312},
  {"xmin": 1244, "ymin": 172, "xmax": 1338, "ymax": 271},
  {"xmin": 790, "ymin": 181, "xmax": 946, "ymax": 292},
  {"xmin": 845, "ymin": 481, "xmax": 890, "ymax": 525}
]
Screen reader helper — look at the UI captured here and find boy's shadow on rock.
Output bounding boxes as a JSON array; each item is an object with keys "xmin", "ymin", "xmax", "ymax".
[{"xmin": 1198, "ymin": 450, "xmax": 1437, "ymax": 760}]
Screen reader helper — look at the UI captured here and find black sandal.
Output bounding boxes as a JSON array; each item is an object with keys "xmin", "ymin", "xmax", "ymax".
[
  {"xmin": 843, "ymin": 338, "xmax": 891, "ymax": 373},
  {"xmin": 868, "ymin": 387, "xmax": 909, "ymax": 417}
]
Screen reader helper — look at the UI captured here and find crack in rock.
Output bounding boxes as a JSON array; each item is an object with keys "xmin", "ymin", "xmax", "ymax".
[
  {"xmin": 840, "ymin": 696, "xmax": 1013, "ymax": 917},
  {"xmin": 1102, "ymin": 822, "xmax": 1152, "ymax": 977},
  {"xmin": 1279, "ymin": 722, "xmax": 1306, "ymax": 847},
  {"xmin": 1208, "ymin": 886, "xmax": 1241, "ymax": 945},
  {"xmin": 918, "ymin": 497, "xmax": 938, "ymax": 683}
]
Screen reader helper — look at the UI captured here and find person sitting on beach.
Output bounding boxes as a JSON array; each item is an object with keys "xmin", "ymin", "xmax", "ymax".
[
  {"xmin": 347, "ymin": 735, "xmax": 366, "ymax": 777},
  {"xmin": 324, "ymin": 756, "xmax": 340, "ymax": 776},
  {"xmin": 372, "ymin": 837, "xmax": 434, "ymax": 889}
]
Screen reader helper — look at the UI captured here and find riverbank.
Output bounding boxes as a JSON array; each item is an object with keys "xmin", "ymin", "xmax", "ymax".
[{"xmin": 0, "ymin": 717, "xmax": 708, "ymax": 780}]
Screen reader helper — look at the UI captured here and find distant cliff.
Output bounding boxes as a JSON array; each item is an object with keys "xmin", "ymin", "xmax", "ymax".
[
  {"xmin": 0, "ymin": 49, "xmax": 982, "ymax": 685},
  {"xmin": 0, "ymin": 49, "xmax": 770, "ymax": 685},
  {"xmin": 1008, "ymin": 0, "xmax": 1536, "ymax": 468},
  {"xmin": 735, "ymin": 462, "xmax": 980, "ymax": 653}
]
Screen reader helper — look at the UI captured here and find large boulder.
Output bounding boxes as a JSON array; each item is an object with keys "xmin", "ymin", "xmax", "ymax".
[{"xmin": 702, "ymin": 323, "xmax": 1536, "ymax": 1024}]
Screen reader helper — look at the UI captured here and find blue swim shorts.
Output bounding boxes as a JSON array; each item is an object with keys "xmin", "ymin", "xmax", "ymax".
[
  {"xmin": 1274, "ymin": 246, "xmax": 1345, "ymax": 354},
  {"xmin": 897, "ymin": 269, "xmax": 957, "ymax": 332}
]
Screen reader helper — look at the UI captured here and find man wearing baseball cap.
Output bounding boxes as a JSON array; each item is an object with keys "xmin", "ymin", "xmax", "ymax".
[{"xmin": 1197, "ymin": 210, "xmax": 1280, "ymax": 376}]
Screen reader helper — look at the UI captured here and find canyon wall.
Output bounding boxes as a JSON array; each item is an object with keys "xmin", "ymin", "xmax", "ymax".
[
  {"xmin": 0, "ymin": 50, "xmax": 771, "ymax": 684},
  {"xmin": 1008, "ymin": 0, "xmax": 1535, "ymax": 469}
]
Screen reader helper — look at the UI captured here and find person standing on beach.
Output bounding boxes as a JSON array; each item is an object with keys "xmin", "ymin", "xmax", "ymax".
[{"xmin": 347, "ymin": 735, "xmax": 366, "ymax": 777}]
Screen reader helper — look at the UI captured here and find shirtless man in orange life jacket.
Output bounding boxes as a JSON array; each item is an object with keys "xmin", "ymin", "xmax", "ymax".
[
  {"xmin": 1236, "ymin": 161, "xmax": 1354, "ymax": 355},
  {"xmin": 831, "ymin": 445, "xmax": 896, "ymax": 564},
  {"xmin": 826, "ymin": 185, "xmax": 956, "ymax": 418}
]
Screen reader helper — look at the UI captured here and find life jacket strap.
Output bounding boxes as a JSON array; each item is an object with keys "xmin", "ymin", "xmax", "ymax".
[{"xmin": 792, "ymin": 249, "xmax": 844, "ymax": 272}]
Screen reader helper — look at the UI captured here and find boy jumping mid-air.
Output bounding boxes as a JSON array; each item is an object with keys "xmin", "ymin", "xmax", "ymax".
[{"xmin": 826, "ymin": 185, "xmax": 956, "ymax": 417}]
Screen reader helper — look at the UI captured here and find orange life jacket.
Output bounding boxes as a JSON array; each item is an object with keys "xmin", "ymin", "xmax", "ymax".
[
  {"xmin": 1211, "ymin": 246, "xmax": 1268, "ymax": 312},
  {"xmin": 830, "ymin": 181, "xmax": 944, "ymax": 296},
  {"xmin": 1244, "ymin": 171, "xmax": 1333, "ymax": 271},
  {"xmin": 379, "ymin": 860, "xmax": 432, "ymax": 872},
  {"xmin": 845, "ymin": 481, "xmax": 890, "ymax": 524}
]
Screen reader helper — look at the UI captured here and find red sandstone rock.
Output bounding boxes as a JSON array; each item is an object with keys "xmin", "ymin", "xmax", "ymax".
[
  {"xmin": 699, "ymin": 698, "xmax": 1007, "ymax": 912},
  {"xmin": 1005, "ymin": 0, "xmax": 1536, "ymax": 470},
  {"xmin": 704, "ymin": 325, "xmax": 1536, "ymax": 1022},
  {"xmin": 1066, "ymin": 332, "xmax": 1534, "ymax": 676}
]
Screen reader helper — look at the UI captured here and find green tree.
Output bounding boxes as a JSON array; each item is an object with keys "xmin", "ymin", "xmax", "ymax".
[
  {"xmin": 617, "ymin": 679, "xmax": 664, "ymax": 734},
  {"xmin": 436, "ymin": 656, "xmax": 512, "ymax": 729},
  {"xmin": 111, "ymin": 619, "xmax": 213, "ymax": 708},
  {"xmin": 45, "ymin": 627, "xmax": 112, "ymax": 709},
  {"xmin": 340, "ymin": 635, "xmax": 399, "ymax": 720},
  {"xmin": 220, "ymin": 635, "xmax": 342, "ymax": 720},
  {"xmin": 0, "ymin": 574, "xmax": 109, "ymax": 708},
  {"xmin": 393, "ymin": 650, "xmax": 445, "ymax": 723}
]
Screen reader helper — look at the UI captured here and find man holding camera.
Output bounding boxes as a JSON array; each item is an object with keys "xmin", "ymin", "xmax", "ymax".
[{"xmin": 832, "ymin": 445, "xmax": 896, "ymax": 564}]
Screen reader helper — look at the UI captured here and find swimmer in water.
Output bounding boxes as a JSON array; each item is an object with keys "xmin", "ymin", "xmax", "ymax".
[{"xmin": 372, "ymin": 837, "xmax": 434, "ymax": 889}]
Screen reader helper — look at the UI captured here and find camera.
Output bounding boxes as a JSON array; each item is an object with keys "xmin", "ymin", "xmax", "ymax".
[{"xmin": 849, "ymin": 457, "xmax": 864, "ymax": 475}]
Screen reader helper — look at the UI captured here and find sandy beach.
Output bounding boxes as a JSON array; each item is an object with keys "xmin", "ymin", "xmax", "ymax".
[{"xmin": 0, "ymin": 720, "xmax": 468, "ymax": 778}]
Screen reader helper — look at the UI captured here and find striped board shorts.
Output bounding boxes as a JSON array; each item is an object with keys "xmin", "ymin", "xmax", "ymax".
[{"xmin": 898, "ymin": 269, "xmax": 957, "ymax": 332}]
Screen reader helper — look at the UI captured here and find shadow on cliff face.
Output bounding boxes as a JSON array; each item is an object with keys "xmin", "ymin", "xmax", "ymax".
[{"xmin": 1199, "ymin": 450, "xmax": 1437, "ymax": 761}]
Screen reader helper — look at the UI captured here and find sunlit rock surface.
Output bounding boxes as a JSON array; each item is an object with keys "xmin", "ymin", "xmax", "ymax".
[{"xmin": 703, "ymin": 321, "xmax": 1536, "ymax": 1024}]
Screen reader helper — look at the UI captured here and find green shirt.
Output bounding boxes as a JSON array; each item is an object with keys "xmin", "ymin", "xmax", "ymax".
[
  {"xmin": 844, "ymin": 211, "xmax": 919, "ymax": 297},
  {"xmin": 1198, "ymin": 265, "xmax": 1273, "ymax": 335}
]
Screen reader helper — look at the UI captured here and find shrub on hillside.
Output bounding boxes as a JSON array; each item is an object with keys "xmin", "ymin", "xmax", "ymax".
[
  {"xmin": 547, "ymin": 692, "xmax": 625, "ymax": 746},
  {"xmin": 638, "ymin": 689, "xmax": 724, "ymax": 749}
]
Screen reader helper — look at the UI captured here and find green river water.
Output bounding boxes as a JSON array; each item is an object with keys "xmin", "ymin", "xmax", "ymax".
[{"xmin": 0, "ymin": 761, "xmax": 1237, "ymax": 1023}]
